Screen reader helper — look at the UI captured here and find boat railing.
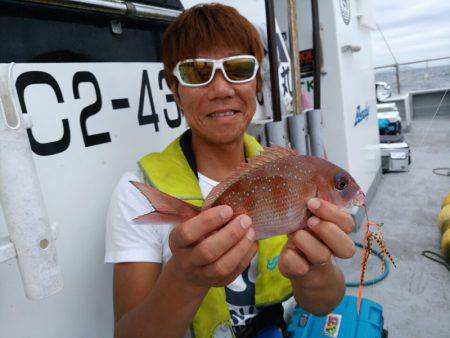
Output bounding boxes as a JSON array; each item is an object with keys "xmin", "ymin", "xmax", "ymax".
[
  {"xmin": 374, "ymin": 56, "xmax": 450, "ymax": 95},
  {"xmin": 21, "ymin": 0, "xmax": 181, "ymax": 22}
]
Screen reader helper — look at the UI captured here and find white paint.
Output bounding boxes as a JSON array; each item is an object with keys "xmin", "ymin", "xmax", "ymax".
[
  {"xmin": 0, "ymin": 64, "xmax": 63, "ymax": 300},
  {"xmin": 297, "ymin": 0, "xmax": 380, "ymax": 194},
  {"xmin": 0, "ymin": 237, "xmax": 16, "ymax": 262},
  {"xmin": 0, "ymin": 62, "xmax": 185, "ymax": 337},
  {"xmin": 383, "ymin": 93, "xmax": 413, "ymax": 130}
]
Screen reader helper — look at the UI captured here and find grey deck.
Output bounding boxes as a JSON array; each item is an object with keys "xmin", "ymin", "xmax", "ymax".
[{"xmin": 337, "ymin": 115, "xmax": 450, "ymax": 337}]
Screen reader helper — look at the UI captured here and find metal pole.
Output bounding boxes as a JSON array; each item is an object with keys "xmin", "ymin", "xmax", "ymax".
[
  {"xmin": 264, "ymin": 0, "xmax": 288, "ymax": 147},
  {"xmin": 286, "ymin": 0, "xmax": 308, "ymax": 154},
  {"xmin": 307, "ymin": 109, "xmax": 324, "ymax": 157},
  {"xmin": 0, "ymin": 64, "xmax": 63, "ymax": 300},
  {"xmin": 311, "ymin": 0, "xmax": 321, "ymax": 110},
  {"xmin": 395, "ymin": 64, "xmax": 401, "ymax": 94},
  {"xmin": 132, "ymin": 2, "xmax": 181, "ymax": 21},
  {"xmin": 287, "ymin": 0, "xmax": 302, "ymax": 115},
  {"xmin": 309, "ymin": 0, "xmax": 325, "ymax": 158},
  {"xmin": 375, "ymin": 55, "xmax": 450, "ymax": 69},
  {"xmin": 288, "ymin": 114, "xmax": 308, "ymax": 154},
  {"xmin": 265, "ymin": 0, "xmax": 282, "ymax": 122},
  {"xmin": 22, "ymin": 0, "xmax": 181, "ymax": 22}
]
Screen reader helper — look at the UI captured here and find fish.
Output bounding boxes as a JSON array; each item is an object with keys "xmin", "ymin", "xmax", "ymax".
[
  {"xmin": 130, "ymin": 145, "xmax": 395, "ymax": 314},
  {"xmin": 130, "ymin": 146, "xmax": 365, "ymax": 240}
]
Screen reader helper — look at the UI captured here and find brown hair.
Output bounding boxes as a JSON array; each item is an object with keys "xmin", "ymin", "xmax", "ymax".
[{"xmin": 162, "ymin": 3, "xmax": 264, "ymax": 91}]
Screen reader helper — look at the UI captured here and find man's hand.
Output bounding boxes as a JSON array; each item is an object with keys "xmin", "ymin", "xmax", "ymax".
[
  {"xmin": 279, "ymin": 198, "xmax": 355, "ymax": 280},
  {"xmin": 168, "ymin": 205, "xmax": 258, "ymax": 289},
  {"xmin": 278, "ymin": 198, "xmax": 356, "ymax": 315}
]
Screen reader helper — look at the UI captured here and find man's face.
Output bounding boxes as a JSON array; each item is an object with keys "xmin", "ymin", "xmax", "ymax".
[{"xmin": 171, "ymin": 48, "xmax": 257, "ymax": 145}]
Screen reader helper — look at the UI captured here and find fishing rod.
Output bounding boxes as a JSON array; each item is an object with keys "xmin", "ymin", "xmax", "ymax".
[
  {"xmin": 264, "ymin": 0, "xmax": 291, "ymax": 148},
  {"xmin": 286, "ymin": 0, "xmax": 308, "ymax": 155},
  {"xmin": 265, "ymin": 0, "xmax": 281, "ymax": 123},
  {"xmin": 376, "ymin": 22, "xmax": 402, "ymax": 94},
  {"xmin": 307, "ymin": 0, "xmax": 325, "ymax": 158}
]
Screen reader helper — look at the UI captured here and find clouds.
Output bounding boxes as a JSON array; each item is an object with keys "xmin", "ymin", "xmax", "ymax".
[{"xmin": 371, "ymin": 0, "xmax": 450, "ymax": 66}]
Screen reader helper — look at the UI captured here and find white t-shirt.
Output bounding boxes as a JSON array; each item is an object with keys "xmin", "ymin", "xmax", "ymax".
[{"xmin": 105, "ymin": 170, "xmax": 262, "ymax": 336}]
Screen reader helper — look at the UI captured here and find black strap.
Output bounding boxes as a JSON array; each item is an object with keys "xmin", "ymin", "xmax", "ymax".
[
  {"xmin": 179, "ymin": 128, "xmax": 249, "ymax": 179},
  {"xmin": 236, "ymin": 303, "xmax": 288, "ymax": 338},
  {"xmin": 179, "ymin": 129, "xmax": 198, "ymax": 179},
  {"xmin": 422, "ymin": 250, "xmax": 450, "ymax": 270},
  {"xmin": 181, "ymin": 130, "xmax": 276, "ymax": 336}
]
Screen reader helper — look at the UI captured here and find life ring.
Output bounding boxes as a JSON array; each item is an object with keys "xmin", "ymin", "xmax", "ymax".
[
  {"xmin": 437, "ymin": 205, "xmax": 450, "ymax": 234},
  {"xmin": 441, "ymin": 192, "xmax": 450, "ymax": 209},
  {"xmin": 441, "ymin": 229, "xmax": 450, "ymax": 263}
]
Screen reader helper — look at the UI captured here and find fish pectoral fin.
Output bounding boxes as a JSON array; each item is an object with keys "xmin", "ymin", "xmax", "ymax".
[{"xmin": 133, "ymin": 211, "xmax": 182, "ymax": 225}]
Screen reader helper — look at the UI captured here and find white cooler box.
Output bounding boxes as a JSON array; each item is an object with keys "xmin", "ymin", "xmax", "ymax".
[{"xmin": 380, "ymin": 142, "xmax": 411, "ymax": 173}]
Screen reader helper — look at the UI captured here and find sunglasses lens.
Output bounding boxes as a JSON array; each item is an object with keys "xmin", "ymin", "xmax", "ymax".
[
  {"xmin": 223, "ymin": 57, "xmax": 256, "ymax": 81},
  {"xmin": 178, "ymin": 61, "xmax": 214, "ymax": 85}
]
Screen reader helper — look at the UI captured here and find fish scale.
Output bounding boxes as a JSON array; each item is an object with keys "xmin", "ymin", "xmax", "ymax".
[
  {"xmin": 209, "ymin": 174, "xmax": 315, "ymax": 240},
  {"xmin": 132, "ymin": 145, "xmax": 365, "ymax": 238},
  {"xmin": 195, "ymin": 146, "xmax": 362, "ymax": 240}
]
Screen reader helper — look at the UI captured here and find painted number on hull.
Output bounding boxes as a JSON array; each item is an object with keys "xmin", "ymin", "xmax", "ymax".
[{"xmin": 15, "ymin": 69, "xmax": 181, "ymax": 156}]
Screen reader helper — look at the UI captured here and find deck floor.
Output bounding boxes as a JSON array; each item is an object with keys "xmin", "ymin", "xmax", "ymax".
[{"xmin": 338, "ymin": 115, "xmax": 450, "ymax": 337}]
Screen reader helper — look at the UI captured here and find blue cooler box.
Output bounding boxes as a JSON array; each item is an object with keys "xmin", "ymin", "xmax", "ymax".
[{"xmin": 287, "ymin": 296, "xmax": 386, "ymax": 338}]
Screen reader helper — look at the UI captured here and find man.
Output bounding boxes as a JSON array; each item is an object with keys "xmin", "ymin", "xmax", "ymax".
[{"xmin": 105, "ymin": 4, "xmax": 355, "ymax": 338}]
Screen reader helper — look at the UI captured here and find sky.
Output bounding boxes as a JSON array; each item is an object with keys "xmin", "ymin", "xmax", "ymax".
[{"xmin": 371, "ymin": 0, "xmax": 450, "ymax": 67}]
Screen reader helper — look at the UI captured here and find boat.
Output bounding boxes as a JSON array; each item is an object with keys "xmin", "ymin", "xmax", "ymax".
[{"xmin": 1, "ymin": 0, "xmax": 449, "ymax": 337}]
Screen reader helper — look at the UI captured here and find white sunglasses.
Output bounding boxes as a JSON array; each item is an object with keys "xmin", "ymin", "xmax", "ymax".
[{"xmin": 172, "ymin": 54, "xmax": 259, "ymax": 87}]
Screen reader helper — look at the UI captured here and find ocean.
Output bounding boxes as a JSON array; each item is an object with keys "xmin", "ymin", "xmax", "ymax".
[{"xmin": 374, "ymin": 63, "xmax": 450, "ymax": 93}]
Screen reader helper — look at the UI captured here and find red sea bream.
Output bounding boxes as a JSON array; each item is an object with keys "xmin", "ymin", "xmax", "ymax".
[{"xmin": 131, "ymin": 146, "xmax": 365, "ymax": 240}]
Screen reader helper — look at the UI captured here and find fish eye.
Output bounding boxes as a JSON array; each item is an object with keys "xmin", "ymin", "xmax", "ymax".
[
  {"xmin": 334, "ymin": 173, "xmax": 349, "ymax": 191},
  {"xmin": 336, "ymin": 180, "xmax": 348, "ymax": 190}
]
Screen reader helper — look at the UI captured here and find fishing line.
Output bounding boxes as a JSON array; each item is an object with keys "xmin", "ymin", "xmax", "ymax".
[
  {"xmin": 376, "ymin": 23, "xmax": 399, "ymax": 65},
  {"xmin": 418, "ymin": 89, "xmax": 448, "ymax": 148}
]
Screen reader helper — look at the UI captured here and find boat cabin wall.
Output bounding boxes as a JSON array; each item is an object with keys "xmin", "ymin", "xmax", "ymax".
[
  {"xmin": 295, "ymin": 0, "xmax": 381, "ymax": 194},
  {"xmin": 0, "ymin": 1, "xmax": 185, "ymax": 337}
]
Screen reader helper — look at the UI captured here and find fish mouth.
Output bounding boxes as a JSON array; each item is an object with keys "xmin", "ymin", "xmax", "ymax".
[
  {"xmin": 350, "ymin": 190, "xmax": 366, "ymax": 207},
  {"xmin": 343, "ymin": 190, "xmax": 365, "ymax": 210}
]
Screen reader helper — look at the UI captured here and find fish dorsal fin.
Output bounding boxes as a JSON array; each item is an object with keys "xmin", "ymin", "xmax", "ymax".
[{"xmin": 203, "ymin": 146, "xmax": 298, "ymax": 209}]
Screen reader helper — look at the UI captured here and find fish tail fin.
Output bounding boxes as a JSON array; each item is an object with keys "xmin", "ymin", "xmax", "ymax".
[{"xmin": 130, "ymin": 181, "xmax": 200, "ymax": 224}]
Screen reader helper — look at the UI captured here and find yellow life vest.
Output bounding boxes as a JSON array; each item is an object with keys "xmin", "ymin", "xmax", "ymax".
[{"xmin": 139, "ymin": 131, "xmax": 293, "ymax": 338}]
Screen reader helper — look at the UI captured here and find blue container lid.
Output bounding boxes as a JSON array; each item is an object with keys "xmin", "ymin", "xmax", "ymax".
[{"xmin": 287, "ymin": 296, "xmax": 384, "ymax": 338}]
